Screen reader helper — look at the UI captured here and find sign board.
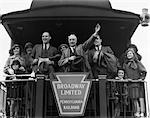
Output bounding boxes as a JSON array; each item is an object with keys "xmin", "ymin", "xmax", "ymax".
[{"xmin": 52, "ymin": 73, "xmax": 91, "ymax": 116}]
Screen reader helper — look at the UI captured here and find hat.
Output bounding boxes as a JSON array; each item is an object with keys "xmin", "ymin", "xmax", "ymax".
[
  {"xmin": 58, "ymin": 44, "xmax": 68, "ymax": 51},
  {"xmin": 11, "ymin": 44, "xmax": 20, "ymax": 50},
  {"xmin": 25, "ymin": 42, "xmax": 33, "ymax": 49},
  {"xmin": 127, "ymin": 44, "xmax": 138, "ymax": 52}
]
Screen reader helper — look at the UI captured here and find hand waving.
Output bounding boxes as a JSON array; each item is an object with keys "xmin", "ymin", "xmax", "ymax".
[{"xmin": 95, "ymin": 23, "xmax": 101, "ymax": 34}]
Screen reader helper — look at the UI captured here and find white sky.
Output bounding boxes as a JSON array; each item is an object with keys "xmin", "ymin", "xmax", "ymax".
[{"xmin": 0, "ymin": 0, "xmax": 150, "ymax": 111}]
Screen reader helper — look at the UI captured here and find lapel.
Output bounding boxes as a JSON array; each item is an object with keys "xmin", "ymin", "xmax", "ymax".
[{"xmin": 66, "ymin": 48, "xmax": 71, "ymax": 57}]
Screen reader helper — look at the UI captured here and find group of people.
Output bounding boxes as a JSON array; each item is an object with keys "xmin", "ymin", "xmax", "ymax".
[{"xmin": 3, "ymin": 24, "xmax": 147, "ymax": 118}]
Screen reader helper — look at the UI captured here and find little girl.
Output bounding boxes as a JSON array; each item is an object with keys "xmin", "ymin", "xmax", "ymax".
[{"xmin": 123, "ymin": 49, "xmax": 147, "ymax": 118}]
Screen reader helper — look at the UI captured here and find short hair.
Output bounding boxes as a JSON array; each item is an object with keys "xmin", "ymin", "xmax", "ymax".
[
  {"xmin": 117, "ymin": 67, "xmax": 125, "ymax": 73},
  {"xmin": 11, "ymin": 60, "xmax": 21, "ymax": 68}
]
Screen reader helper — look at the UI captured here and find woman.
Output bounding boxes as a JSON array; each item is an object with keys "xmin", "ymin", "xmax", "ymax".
[
  {"xmin": 58, "ymin": 44, "xmax": 68, "ymax": 72},
  {"xmin": 123, "ymin": 49, "xmax": 147, "ymax": 118},
  {"xmin": 4, "ymin": 44, "xmax": 25, "ymax": 117},
  {"xmin": 4, "ymin": 44, "xmax": 25, "ymax": 74},
  {"xmin": 23, "ymin": 42, "xmax": 34, "ymax": 73}
]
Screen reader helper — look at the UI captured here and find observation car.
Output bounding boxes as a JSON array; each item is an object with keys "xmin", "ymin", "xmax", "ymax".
[{"xmin": 0, "ymin": 0, "xmax": 149, "ymax": 118}]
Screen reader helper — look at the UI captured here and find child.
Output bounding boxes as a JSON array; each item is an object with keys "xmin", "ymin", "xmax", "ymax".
[
  {"xmin": 123, "ymin": 49, "xmax": 147, "ymax": 118},
  {"xmin": 11, "ymin": 59, "xmax": 25, "ymax": 75},
  {"xmin": 115, "ymin": 68, "xmax": 125, "ymax": 80},
  {"xmin": 114, "ymin": 68, "xmax": 127, "ymax": 117}
]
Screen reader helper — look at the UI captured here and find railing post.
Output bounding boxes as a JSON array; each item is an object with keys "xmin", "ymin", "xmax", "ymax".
[
  {"xmin": 99, "ymin": 76, "xmax": 107, "ymax": 118},
  {"xmin": 35, "ymin": 75, "xmax": 45, "ymax": 118}
]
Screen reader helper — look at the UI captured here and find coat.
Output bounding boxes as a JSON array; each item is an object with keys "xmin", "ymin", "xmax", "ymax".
[
  {"xmin": 58, "ymin": 34, "xmax": 96, "ymax": 72},
  {"xmin": 88, "ymin": 46, "xmax": 118, "ymax": 79},
  {"xmin": 31, "ymin": 44, "xmax": 60, "ymax": 74}
]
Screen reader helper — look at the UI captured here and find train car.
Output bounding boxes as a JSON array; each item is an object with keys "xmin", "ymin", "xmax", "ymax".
[{"xmin": 0, "ymin": 0, "xmax": 149, "ymax": 118}]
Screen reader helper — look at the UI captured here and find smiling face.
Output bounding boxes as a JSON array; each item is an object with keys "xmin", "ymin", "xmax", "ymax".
[
  {"xmin": 12, "ymin": 64, "xmax": 19, "ymax": 70},
  {"xmin": 94, "ymin": 35, "xmax": 102, "ymax": 46},
  {"xmin": 68, "ymin": 34, "xmax": 77, "ymax": 47},
  {"xmin": 127, "ymin": 50, "xmax": 134, "ymax": 59},
  {"xmin": 60, "ymin": 45, "xmax": 68, "ymax": 53},
  {"xmin": 42, "ymin": 32, "xmax": 51, "ymax": 44},
  {"xmin": 117, "ymin": 70, "xmax": 125, "ymax": 79}
]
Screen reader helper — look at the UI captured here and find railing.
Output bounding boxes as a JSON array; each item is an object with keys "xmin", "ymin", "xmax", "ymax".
[
  {"xmin": 0, "ymin": 76, "xmax": 36, "ymax": 118},
  {"xmin": 0, "ymin": 74, "xmax": 149, "ymax": 118},
  {"xmin": 106, "ymin": 79, "xmax": 149, "ymax": 118},
  {"xmin": 0, "ymin": 82, "xmax": 6, "ymax": 117}
]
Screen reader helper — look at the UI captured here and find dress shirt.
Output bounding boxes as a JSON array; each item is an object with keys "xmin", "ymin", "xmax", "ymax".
[
  {"xmin": 43, "ymin": 43, "xmax": 50, "ymax": 50},
  {"xmin": 95, "ymin": 45, "xmax": 102, "ymax": 51},
  {"xmin": 70, "ymin": 46, "xmax": 76, "ymax": 53}
]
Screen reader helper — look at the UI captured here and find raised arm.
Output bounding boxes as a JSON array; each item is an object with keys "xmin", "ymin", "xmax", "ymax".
[{"xmin": 82, "ymin": 24, "xmax": 101, "ymax": 51}]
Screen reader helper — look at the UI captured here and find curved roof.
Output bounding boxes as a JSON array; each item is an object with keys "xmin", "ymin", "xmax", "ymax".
[
  {"xmin": 30, "ymin": 0, "xmax": 112, "ymax": 9},
  {"xmin": 1, "ymin": 0, "xmax": 140, "ymax": 57}
]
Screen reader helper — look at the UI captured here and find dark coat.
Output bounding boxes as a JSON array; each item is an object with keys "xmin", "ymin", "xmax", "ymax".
[
  {"xmin": 31, "ymin": 44, "xmax": 59, "ymax": 74},
  {"xmin": 88, "ymin": 46, "xmax": 118, "ymax": 79}
]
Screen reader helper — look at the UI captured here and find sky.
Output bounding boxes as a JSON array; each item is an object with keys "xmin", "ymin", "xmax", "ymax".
[{"xmin": 0, "ymin": 0, "xmax": 150, "ymax": 112}]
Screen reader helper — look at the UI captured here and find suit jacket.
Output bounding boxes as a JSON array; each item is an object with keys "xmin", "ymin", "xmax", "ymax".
[
  {"xmin": 58, "ymin": 34, "xmax": 96, "ymax": 72},
  {"xmin": 32, "ymin": 44, "xmax": 59, "ymax": 59},
  {"xmin": 32, "ymin": 44, "xmax": 59, "ymax": 73}
]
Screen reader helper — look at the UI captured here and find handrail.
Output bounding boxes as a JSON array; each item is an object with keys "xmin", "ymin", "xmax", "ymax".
[
  {"xmin": 1, "ymin": 74, "xmax": 36, "ymax": 83},
  {"xmin": 0, "ymin": 79, "xmax": 36, "ymax": 83},
  {"xmin": 107, "ymin": 79, "xmax": 146, "ymax": 82}
]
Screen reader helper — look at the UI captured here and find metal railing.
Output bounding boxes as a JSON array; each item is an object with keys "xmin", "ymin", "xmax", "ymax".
[
  {"xmin": 0, "ymin": 74, "xmax": 149, "ymax": 118},
  {"xmin": 107, "ymin": 79, "xmax": 149, "ymax": 118},
  {"xmin": 0, "ymin": 75, "xmax": 36, "ymax": 118}
]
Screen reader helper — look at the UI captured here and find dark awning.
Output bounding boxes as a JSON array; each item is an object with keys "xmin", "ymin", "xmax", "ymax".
[
  {"xmin": 1, "ymin": 0, "xmax": 140, "ymax": 57},
  {"xmin": 30, "ymin": 0, "xmax": 112, "ymax": 10}
]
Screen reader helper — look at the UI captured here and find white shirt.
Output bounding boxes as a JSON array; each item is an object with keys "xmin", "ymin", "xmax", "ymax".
[
  {"xmin": 95, "ymin": 45, "xmax": 102, "ymax": 51},
  {"xmin": 70, "ymin": 46, "xmax": 76, "ymax": 53}
]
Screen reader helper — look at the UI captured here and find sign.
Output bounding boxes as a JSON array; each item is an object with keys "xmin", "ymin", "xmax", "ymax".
[{"xmin": 52, "ymin": 73, "xmax": 91, "ymax": 116}]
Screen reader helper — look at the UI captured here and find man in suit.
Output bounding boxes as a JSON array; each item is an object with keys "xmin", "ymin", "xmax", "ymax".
[
  {"xmin": 88, "ymin": 35, "xmax": 118, "ymax": 79},
  {"xmin": 32, "ymin": 32, "xmax": 59, "ymax": 76},
  {"xmin": 58, "ymin": 24, "xmax": 101, "ymax": 72}
]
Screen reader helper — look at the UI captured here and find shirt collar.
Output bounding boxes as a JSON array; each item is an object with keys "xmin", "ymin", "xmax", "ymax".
[{"xmin": 95, "ymin": 45, "xmax": 102, "ymax": 51}]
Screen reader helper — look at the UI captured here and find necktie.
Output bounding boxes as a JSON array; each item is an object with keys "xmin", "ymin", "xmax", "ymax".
[{"xmin": 44, "ymin": 44, "xmax": 47, "ymax": 50}]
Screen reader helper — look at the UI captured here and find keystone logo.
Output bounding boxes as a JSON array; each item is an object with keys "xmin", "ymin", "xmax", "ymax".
[{"xmin": 52, "ymin": 73, "xmax": 91, "ymax": 116}]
